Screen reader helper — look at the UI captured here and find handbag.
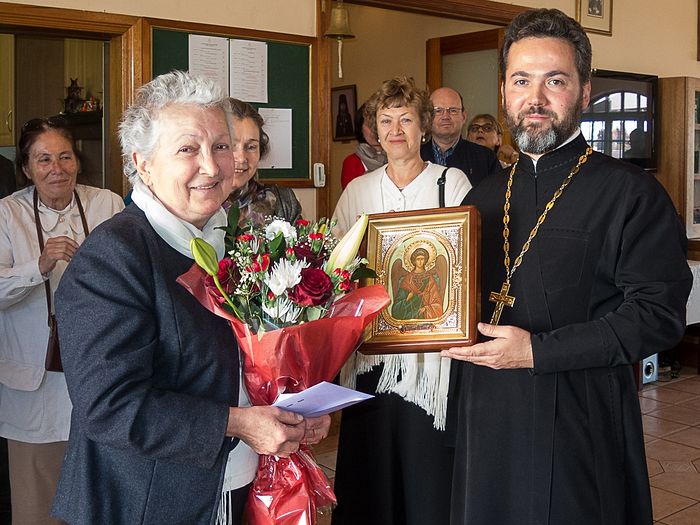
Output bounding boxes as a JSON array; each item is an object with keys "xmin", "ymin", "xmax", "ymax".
[
  {"xmin": 45, "ymin": 314, "xmax": 62, "ymax": 372},
  {"xmin": 33, "ymin": 188, "xmax": 90, "ymax": 372}
]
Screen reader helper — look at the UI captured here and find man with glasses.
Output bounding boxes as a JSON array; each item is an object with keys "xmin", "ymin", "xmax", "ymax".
[{"xmin": 420, "ymin": 87, "xmax": 499, "ymax": 189}]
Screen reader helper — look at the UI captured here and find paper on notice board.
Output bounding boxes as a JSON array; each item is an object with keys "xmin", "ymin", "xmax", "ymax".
[
  {"xmin": 258, "ymin": 108, "xmax": 292, "ymax": 169},
  {"xmin": 188, "ymin": 34, "xmax": 229, "ymax": 94},
  {"xmin": 273, "ymin": 381, "xmax": 374, "ymax": 418},
  {"xmin": 230, "ymin": 39, "xmax": 268, "ymax": 103}
]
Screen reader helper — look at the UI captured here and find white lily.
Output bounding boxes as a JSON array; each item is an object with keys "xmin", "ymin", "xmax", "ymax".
[{"xmin": 325, "ymin": 214, "xmax": 369, "ymax": 275}]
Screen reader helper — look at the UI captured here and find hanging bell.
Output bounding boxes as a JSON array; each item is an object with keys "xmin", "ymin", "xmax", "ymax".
[
  {"xmin": 324, "ymin": 0, "xmax": 355, "ymax": 39},
  {"xmin": 324, "ymin": 1, "xmax": 355, "ymax": 79}
]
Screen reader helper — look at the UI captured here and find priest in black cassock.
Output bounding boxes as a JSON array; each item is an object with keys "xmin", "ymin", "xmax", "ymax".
[{"xmin": 443, "ymin": 8, "xmax": 693, "ymax": 525}]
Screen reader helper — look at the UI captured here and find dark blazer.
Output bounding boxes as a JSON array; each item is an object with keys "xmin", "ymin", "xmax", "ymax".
[
  {"xmin": 53, "ymin": 205, "xmax": 240, "ymax": 525},
  {"xmin": 421, "ymin": 138, "xmax": 499, "ymax": 189}
]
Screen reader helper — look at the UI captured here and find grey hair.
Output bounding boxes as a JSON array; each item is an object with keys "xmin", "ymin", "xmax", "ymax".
[{"xmin": 118, "ymin": 70, "xmax": 226, "ymax": 185}]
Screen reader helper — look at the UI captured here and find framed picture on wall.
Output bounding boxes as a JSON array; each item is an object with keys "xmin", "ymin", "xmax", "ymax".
[
  {"xmin": 331, "ymin": 85, "xmax": 357, "ymax": 141},
  {"xmin": 358, "ymin": 206, "xmax": 480, "ymax": 355},
  {"xmin": 576, "ymin": 0, "xmax": 613, "ymax": 35}
]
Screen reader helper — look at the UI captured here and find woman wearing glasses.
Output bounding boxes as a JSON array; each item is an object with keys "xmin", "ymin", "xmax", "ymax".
[
  {"xmin": 466, "ymin": 113, "xmax": 519, "ymax": 167},
  {"xmin": 0, "ymin": 117, "xmax": 123, "ymax": 524}
]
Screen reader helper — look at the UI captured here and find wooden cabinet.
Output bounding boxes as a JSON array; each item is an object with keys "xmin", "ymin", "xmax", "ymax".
[
  {"xmin": 658, "ymin": 77, "xmax": 700, "ymax": 239},
  {"xmin": 0, "ymin": 34, "xmax": 14, "ymax": 147}
]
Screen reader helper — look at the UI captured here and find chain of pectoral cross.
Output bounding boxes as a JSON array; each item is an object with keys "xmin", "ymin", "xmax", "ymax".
[{"xmin": 489, "ymin": 147, "xmax": 593, "ymax": 325}]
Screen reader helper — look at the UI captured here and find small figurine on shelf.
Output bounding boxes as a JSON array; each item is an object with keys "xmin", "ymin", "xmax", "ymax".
[
  {"xmin": 81, "ymin": 96, "xmax": 100, "ymax": 113},
  {"xmin": 64, "ymin": 78, "xmax": 84, "ymax": 113}
]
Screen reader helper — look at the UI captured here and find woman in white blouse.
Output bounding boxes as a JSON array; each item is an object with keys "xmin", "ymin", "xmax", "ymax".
[
  {"xmin": 331, "ymin": 76, "xmax": 471, "ymax": 525},
  {"xmin": 0, "ymin": 117, "xmax": 124, "ymax": 524}
]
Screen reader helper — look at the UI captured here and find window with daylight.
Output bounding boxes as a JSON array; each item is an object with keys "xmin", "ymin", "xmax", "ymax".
[{"xmin": 581, "ymin": 70, "xmax": 658, "ymax": 170}]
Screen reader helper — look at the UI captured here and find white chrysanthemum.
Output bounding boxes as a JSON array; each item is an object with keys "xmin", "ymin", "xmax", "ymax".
[
  {"xmin": 265, "ymin": 219, "xmax": 297, "ymax": 243},
  {"xmin": 263, "ymin": 296, "xmax": 302, "ymax": 324},
  {"xmin": 264, "ymin": 258, "xmax": 309, "ymax": 296}
]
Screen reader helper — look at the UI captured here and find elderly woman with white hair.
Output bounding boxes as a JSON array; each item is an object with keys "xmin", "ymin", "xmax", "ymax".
[{"xmin": 51, "ymin": 71, "xmax": 329, "ymax": 525}]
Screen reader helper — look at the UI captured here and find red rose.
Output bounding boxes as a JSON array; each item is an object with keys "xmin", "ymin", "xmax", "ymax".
[
  {"xmin": 205, "ymin": 257, "xmax": 239, "ymax": 295},
  {"xmin": 289, "ymin": 268, "xmax": 334, "ymax": 306},
  {"xmin": 293, "ymin": 245, "xmax": 325, "ymax": 268},
  {"xmin": 296, "ymin": 218, "xmax": 310, "ymax": 227}
]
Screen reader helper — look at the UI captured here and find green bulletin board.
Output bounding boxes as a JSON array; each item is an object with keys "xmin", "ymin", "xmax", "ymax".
[{"xmin": 152, "ymin": 28, "xmax": 311, "ymax": 183}]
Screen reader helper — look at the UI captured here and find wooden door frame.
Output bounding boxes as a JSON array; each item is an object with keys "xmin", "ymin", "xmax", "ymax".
[
  {"xmin": 426, "ymin": 28, "xmax": 505, "ymax": 93},
  {"xmin": 346, "ymin": 0, "xmax": 525, "ymax": 25},
  {"xmin": 0, "ymin": 1, "xmax": 143, "ymax": 196}
]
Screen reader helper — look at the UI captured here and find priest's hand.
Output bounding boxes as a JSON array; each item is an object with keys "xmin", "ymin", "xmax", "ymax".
[{"xmin": 441, "ymin": 322, "xmax": 534, "ymax": 369}]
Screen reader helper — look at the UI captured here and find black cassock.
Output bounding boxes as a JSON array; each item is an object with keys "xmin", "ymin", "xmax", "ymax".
[{"xmin": 449, "ymin": 134, "xmax": 692, "ymax": 525}]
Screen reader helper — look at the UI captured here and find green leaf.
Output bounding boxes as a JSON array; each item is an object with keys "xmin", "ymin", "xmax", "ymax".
[
  {"xmin": 216, "ymin": 206, "xmax": 242, "ymax": 254},
  {"xmin": 305, "ymin": 306, "xmax": 324, "ymax": 321},
  {"xmin": 227, "ymin": 205, "xmax": 240, "ymax": 232},
  {"xmin": 268, "ymin": 232, "xmax": 286, "ymax": 258},
  {"xmin": 351, "ymin": 266, "xmax": 377, "ymax": 280}
]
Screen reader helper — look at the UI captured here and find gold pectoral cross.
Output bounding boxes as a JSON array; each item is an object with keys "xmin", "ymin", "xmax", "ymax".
[{"xmin": 489, "ymin": 281, "xmax": 515, "ymax": 325}]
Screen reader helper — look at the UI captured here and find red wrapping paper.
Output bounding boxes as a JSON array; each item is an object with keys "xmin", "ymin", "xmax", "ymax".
[{"xmin": 178, "ymin": 265, "xmax": 390, "ymax": 525}]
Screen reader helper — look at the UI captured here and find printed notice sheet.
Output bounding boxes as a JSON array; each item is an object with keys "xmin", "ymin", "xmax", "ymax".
[
  {"xmin": 258, "ymin": 108, "xmax": 292, "ymax": 169},
  {"xmin": 273, "ymin": 381, "xmax": 374, "ymax": 418},
  {"xmin": 230, "ymin": 39, "xmax": 268, "ymax": 103},
  {"xmin": 188, "ymin": 34, "xmax": 229, "ymax": 94}
]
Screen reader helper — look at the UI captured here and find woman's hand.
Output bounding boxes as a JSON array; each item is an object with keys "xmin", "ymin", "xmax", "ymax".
[
  {"xmin": 227, "ymin": 406, "xmax": 306, "ymax": 457},
  {"xmin": 499, "ymin": 144, "xmax": 519, "ymax": 165},
  {"xmin": 38, "ymin": 236, "xmax": 80, "ymax": 275},
  {"xmin": 301, "ymin": 414, "xmax": 331, "ymax": 445}
]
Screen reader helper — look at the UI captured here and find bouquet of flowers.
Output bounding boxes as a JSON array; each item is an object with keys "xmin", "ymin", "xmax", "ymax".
[{"xmin": 177, "ymin": 209, "xmax": 389, "ymax": 525}]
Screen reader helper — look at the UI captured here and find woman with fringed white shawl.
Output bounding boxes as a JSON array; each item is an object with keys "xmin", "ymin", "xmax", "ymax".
[{"xmin": 331, "ymin": 76, "xmax": 471, "ymax": 525}]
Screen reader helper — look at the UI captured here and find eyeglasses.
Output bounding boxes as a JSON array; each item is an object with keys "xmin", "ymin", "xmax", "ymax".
[
  {"xmin": 433, "ymin": 107, "xmax": 463, "ymax": 116},
  {"xmin": 468, "ymin": 123, "xmax": 498, "ymax": 134},
  {"xmin": 21, "ymin": 116, "xmax": 68, "ymax": 133}
]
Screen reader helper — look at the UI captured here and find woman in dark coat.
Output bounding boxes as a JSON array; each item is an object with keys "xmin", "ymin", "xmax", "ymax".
[{"xmin": 51, "ymin": 71, "xmax": 329, "ymax": 525}]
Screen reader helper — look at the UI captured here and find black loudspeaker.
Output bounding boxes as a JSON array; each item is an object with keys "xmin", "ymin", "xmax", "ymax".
[{"xmin": 642, "ymin": 354, "xmax": 658, "ymax": 384}]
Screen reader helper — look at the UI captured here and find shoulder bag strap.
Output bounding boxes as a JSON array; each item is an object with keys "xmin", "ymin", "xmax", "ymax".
[
  {"xmin": 33, "ymin": 189, "xmax": 90, "ymax": 321},
  {"xmin": 437, "ymin": 168, "xmax": 448, "ymax": 208},
  {"xmin": 33, "ymin": 188, "xmax": 52, "ymax": 324}
]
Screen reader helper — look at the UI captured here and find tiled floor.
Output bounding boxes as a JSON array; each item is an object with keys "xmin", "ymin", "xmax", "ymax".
[
  {"xmin": 642, "ymin": 370, "xmax": 700, "ymax": 524},
  {"xmin": 311, "ymin": 369, "xmax": 700, "ymax": 525}
]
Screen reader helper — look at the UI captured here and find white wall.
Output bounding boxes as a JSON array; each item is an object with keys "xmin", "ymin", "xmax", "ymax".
[{"xmin": 1, "ymin": 0, "xmax": 316, "ymax": 36}]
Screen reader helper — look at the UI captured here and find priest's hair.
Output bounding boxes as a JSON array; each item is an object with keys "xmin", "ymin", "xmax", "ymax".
[{"xmin": 500, "ymin": 8, "xmax": 592, "ymax": 85}]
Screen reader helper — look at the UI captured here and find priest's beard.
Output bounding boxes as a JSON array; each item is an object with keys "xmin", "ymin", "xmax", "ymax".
[{"xmin": 505, "ymin": 98, "xmax": 583, "ymax": 155}]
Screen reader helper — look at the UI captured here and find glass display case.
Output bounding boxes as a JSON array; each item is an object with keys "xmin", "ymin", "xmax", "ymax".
[
  {"xmin": 658, "ymin": 77, "xmax": 700, "ymax": 239},
  {"xmin": 693, "ymin": 91, "xmax": 700, "ymax": 230}
]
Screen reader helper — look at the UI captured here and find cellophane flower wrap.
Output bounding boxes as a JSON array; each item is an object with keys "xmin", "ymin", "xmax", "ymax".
[{"xmin": 177, "ymin": 209, "xmax": 389, "ymax": 525}]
